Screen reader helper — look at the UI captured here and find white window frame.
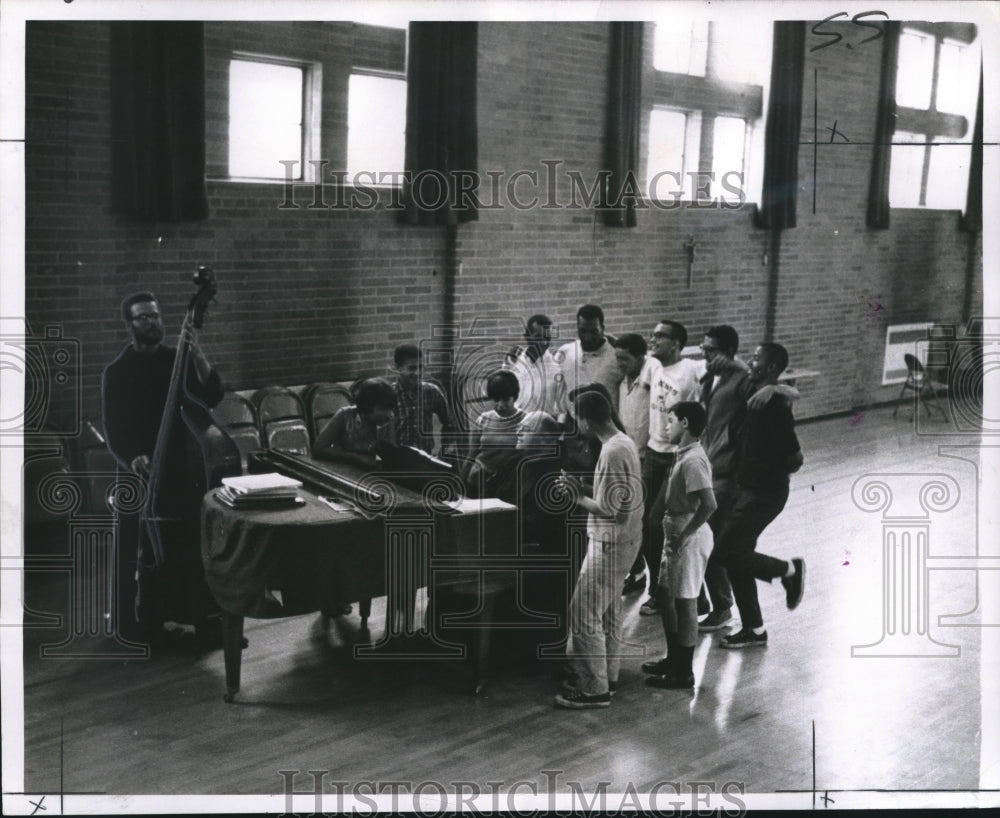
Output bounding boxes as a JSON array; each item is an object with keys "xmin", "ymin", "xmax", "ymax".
[
  {"xmin": 346, "ymin": 67, "xmax": 408, "ymax": 187},
  {"xmin": 889, "ymin": 23, "xmax": 980, "ymax": 209},
  {"xmin": 644, "ymin": 20, "xmax": 770, "ymax": 205},
  {"xmin": 227, "ymin": 53, "xmax": 323, "ymax": 183}
]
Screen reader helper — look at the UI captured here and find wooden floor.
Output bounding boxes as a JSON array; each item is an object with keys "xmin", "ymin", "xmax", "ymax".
[{"xmin": 11, "ymin": 405, "xmax": 996, "ymax": 810}]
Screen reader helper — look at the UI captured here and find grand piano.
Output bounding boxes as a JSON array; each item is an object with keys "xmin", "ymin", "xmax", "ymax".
[{"xmin": 201, "ymin": 447, "xmax": 527, "ymax": 701}]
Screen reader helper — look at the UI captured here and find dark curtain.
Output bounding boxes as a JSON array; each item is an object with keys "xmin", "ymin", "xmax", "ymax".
[
  {"xmin": 399, "ymin": 22, "xmax": 478, "ymax": 226},
  {"xmin": 753, "ymin": 22, "xmax": 806, "ymax": 230},
  {"xmin": 110, "ymin": 22, "xmax": 209, "ymax": 222},
  {"xmin": 961, "ymin": 70, "xmax": 983, "ymax": 233},
  {"xmin": 603, "ymin": 21, "xmax": 643, "ymax": 228},
  {"xmin": 866, "ymin": 22, "xmax": 900, "ymax": 229}
]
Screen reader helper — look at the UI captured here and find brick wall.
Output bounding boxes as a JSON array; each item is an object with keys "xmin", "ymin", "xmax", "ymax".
[{"xmin": 22, "ymin": 20, "xmax": 981, "ymax": 433}]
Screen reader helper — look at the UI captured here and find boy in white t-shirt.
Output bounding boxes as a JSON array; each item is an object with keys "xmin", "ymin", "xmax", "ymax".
[{"xmin": 636, "ymin": 321, "xmax": 704, "ymax": 613}]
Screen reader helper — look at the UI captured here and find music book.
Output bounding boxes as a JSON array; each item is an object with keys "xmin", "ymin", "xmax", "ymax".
[
  {"xmin": 214, "ymin": 488, "xmax": 306, "ymax": 510},
  {"xmin": 221, "ymin": 472, "xmax": 303, "ymax": 496}
]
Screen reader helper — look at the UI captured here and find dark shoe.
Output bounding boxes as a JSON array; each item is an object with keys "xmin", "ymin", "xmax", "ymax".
[
  {"xmin": 645, "ymin": 672, "xmax": 695, "ymax": 689},
  {"xmin": 641, "ymin": 657, "xmax": 671, "ymax": 676},
  {"xmin": 321, "ymin": 604, "xmax": 354, "ymax": 618},
  {"xmin": 781, "ymin": 558, "xmax": 805, "ymax": 610},
  {"xmin": 698, "ymin": 608, "xmax": 733, "ymax": 632},
  {"xmin": 638, "ymin": 596, "xmax": 660, "ymax": 616},
  {"xmin": 720, "ymin": 628, "xmax": 767, "ymax": 649},
  {"xmin": 554, "ymin": 690, "xmax": 611, "ymax": 709},
  {"xmin": 621, "ymin": 573, "xmax": 646, "ymax": 595}
]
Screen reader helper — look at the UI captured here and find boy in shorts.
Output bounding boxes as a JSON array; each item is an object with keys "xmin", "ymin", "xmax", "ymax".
[{"xmin": 641, "ymin": 401, "xmax": 716, "ymax": 689}]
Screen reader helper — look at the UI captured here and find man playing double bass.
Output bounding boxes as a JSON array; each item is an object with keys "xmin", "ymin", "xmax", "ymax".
[{"xmin": 102, "ymin": 290, "xmax": 224, "ymax": 647}]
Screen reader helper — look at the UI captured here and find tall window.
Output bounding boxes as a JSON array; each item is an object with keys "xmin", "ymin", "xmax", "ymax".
[
  {"xmin": 889, "ymin": 23, "xmax": 980, "ymax": 209},
  {"xmin": 228, "ymin": 57, "xmax": 320, "ymax": 180},
  {"xmin": 645, "ymin": 20, "xmax": 772, "ymax": 204},
  {"xmin": 346, "ymin": 72, "xmax": 407, "ymax": 180}
]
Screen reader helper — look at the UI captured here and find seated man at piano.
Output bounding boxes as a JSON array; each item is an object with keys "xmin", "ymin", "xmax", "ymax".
[
  {"xmin": 311, "ymin": 377, "xmax": 397, "ymax": 467},
  {"xmin": 102, "ymin": 290, "xmax": 225, "ymax": 647}
]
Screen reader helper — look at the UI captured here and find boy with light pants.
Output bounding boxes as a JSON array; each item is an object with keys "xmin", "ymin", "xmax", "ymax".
[
  {"xmin": 554, "ymin": 390, "xmax": 644, "ymax": 709},
  {"xmin": 642, "ymin": 401, "xmax": 717, "ymax": 689}
]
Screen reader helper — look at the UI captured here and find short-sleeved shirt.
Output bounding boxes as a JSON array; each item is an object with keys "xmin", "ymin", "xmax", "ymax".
[
  {"xmin": 618, "ymin": 356, "xmax": 656, "ymax": 456},
  {"xmin": 587, "ymin": 431, "xmax": 643, "ymax": 546},
  {"xmin": 647, "ymin": 357, "xmax": 705, "ymax": 453},
  {"xmin": 734, "ymin": 392, "xmax": 801, "ymax": 490},
  {"xmin": 555, "ymin": 339, "xmax": 624, "ymax": 415},
  {"xmin": 662, "ymin": 440, "xmax": 713, "ymax": 542},
  {"xmin": 471, "ymin": 408, "xmax": 525, "ymax": 474},
  {"xmin": 504, "ymin": 347, "xmax": 563, "ymax": 417}
]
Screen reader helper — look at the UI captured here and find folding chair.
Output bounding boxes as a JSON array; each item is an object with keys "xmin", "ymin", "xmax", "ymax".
[
  {"xmin": 893, "ymin": 353, "xmax": 948, "ymax": 419},
  {"xmin": 303, "ymin": 382, "xmax": 353, "ymax": 444},
  {"xmin": 251, "ymin": 386, "xmax": 311, "ymax": 455},
  {"xmin": 212, "ymin": 393, "xmax": 263, "ymax": 472}
]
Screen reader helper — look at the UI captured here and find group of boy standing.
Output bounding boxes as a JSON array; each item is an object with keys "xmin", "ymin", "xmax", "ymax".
[{"xmin": 502, "ymin": 305, "xmax": 807, "ymax": 710}]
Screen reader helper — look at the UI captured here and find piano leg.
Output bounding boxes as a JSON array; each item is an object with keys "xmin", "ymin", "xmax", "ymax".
[
  {"xmin": 359, "ymin": 597, "xmax": 372, "ymax": 628},
  {"xmin": 472, "ymin": 594, "xmax": 496, "ymax": 697},
  {"xmin": 222, "ymin": 610, "xmax": 244, "ymax": 703}
]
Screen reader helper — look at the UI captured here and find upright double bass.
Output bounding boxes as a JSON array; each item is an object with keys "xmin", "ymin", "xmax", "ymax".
[{"xmin": 141, "ymin": 266, "xmax": 241, "ymax": 570}]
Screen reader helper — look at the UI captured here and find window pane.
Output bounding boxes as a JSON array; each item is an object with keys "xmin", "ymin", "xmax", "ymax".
[
  {"xmin": 228, "ymin": 60, "xmax": 303, "ymax": 179},
  {"xmin": 937, "ymin": 37, "xmax": 980, "ymax": 117},
  {"xmin": 710, "ymin": 116, "xmax": 747, "ymax": 202},
  {"xmin": 888, "ymin": 131, "xmax": 925, "ymax": 207},
  {"xmin": 896, "ymin": 29, "xmax": 934, "ymax": 109},
  {"xmin": 653, "ymin": 21, "xmax": 708, "ymax": 76},
  {"xmin": 347, "ymin": 74, "xmax": 407, "ymax": 179},
  {"xmin": 925, "ymin": 138, "xmax": 972, "ymax": 210},
  {"xmin": 647, "ymin": 109, "xmax": 701, "ymax": 200},
  {"xmin": 709, "ymin": 20, "xmax": 773, "ymax": 85}
]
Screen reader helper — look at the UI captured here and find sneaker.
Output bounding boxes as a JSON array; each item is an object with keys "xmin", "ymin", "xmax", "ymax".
[
  {"xmin": 645, "ymin": 672, "xmax": 695, "ymax": 689},
  {"xmin": 698, "ymin": 609, "xmax": 733, "ymax": 632},
  {"xmin": 621, "ymin": 573, "xmax": 647, "ymax": 595},
  {"xmin": 639, "ymin": 597, "xmax": 660, "ymax": 616},
  {"xmin": 554, "ymin": 690, "xmax": 612, "ymax": 709},
  {"xmin": 640, "ymin": 657, "xmax": 671, "ymax": 675},
  {"xmin": 719, "ymin": 628, "xmax": 768, "ymax": 649},
  {"xmin": 781, "ymin": 558, "xmax": 806, "ymax": 610},
  {"xmin": 562, "ymin": 679, "xmax": 617, "ymax": 696}
]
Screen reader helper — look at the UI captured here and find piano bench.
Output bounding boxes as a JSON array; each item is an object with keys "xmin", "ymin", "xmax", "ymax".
[{"xmin": 437, "ymin": 574, "xmax": 516, "ymax": 696}]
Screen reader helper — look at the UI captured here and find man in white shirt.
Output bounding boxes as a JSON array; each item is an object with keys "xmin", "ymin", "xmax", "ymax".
[
  {"xmin": 554, "ymin": 304, "xmax": 623, "ymax": 417},
  {"xmin": 504, "ymin": 313, "xmax": 563, "ymax": 416},
  {"xmin": 638, "ymin": 320, "xmax": 705, "ymax": 614}
]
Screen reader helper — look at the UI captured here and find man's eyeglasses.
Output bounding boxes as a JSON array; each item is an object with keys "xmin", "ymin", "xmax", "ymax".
[
  {"xmin": 130, "ymin": 313, "xmax": 160, "ymax": 323},
  {"xmin": 699, "ymin": 344, "xmax": 722, "ymax": 354},
  {"xmin": 650, "ymin": 332, "xmax": 675, "ymax": 340}
]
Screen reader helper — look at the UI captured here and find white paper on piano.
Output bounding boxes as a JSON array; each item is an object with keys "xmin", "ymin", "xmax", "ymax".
[
  {"xmin": 221, "ymin": 472, "xmax": 303, "ymax": 495},
  {"xmin": 444, "ymin": 497, "xmax": 516, "ymax": 513}
]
